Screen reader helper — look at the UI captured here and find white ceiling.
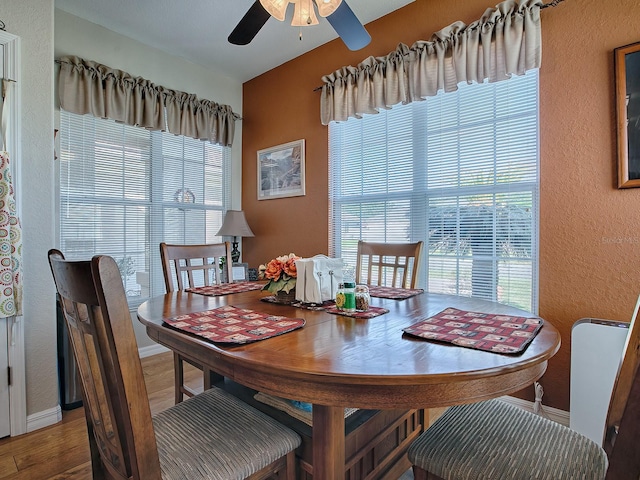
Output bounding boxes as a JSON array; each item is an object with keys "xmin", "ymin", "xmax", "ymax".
[{"xmin": 55, "ymin": 0, "xmax": 415, "ymax": 83}]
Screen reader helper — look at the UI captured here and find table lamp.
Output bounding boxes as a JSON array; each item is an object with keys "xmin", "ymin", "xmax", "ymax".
[{"xmin": 216, "ymin": 210, "xmax": 255, "ymax": 263}]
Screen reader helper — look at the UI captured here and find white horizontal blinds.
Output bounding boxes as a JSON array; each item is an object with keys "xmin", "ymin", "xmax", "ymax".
[
  {"xmin": 59, "ymin": 110, "xmax": 231, "ymax": 304},
  {"xmin": 425, "ymin": 70, "xmax": 538, "ymax": 311},
  {"xmin": 329, "ymin": 101, "xmax": 417, "ymax": 275},
  {"xmin": 59, "ymin": 111, "xmax": 152, "ymax": 301},
  {"xmin": 159, "ymin": 132, "xmax": 229, "ymax": 288},
  {"xmin": 159, "ymin": 132, "xmax": 227, "ymax": 242},
  {"xmin": 329, "ymin": 69, "xmax": 539, "ymax": 311}
]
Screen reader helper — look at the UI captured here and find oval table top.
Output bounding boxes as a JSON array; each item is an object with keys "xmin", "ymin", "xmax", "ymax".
[{"xmin": 137, "ymin": 289, "xmax": 560, "ymax": 410}]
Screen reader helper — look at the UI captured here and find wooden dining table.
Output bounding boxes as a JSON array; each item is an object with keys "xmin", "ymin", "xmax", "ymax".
[{"xmin": 137, "ymin": 289, "xmax": 561, "ymax": 480}]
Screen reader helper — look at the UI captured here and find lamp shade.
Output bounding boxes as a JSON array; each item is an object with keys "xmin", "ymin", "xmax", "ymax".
[{"xmin": 216, "ymin": 210, "xmax": 255, "ymax": 238}]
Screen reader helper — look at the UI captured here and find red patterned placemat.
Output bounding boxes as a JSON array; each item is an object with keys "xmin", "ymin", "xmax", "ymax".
[
  {"xmin": 367, "ymin": 285, "xmax": 424, "ymax": 299},
  {"xmin": 164, "ymin": 305, "xmax": 305, "ymax": 344},
  {"xmin": 187, "ymin": 282, "xmax": 263, "ymax": 296},
  {"xmin": 403, "ymin": 307, "xmax": 543, "ymax": 354},
  {"xmin": 324, "ymin": 305, "xmax": 389, "ymax": 319}
]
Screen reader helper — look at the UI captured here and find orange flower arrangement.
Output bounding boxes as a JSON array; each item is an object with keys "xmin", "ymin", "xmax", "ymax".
[{"xmin": 258, "ymin": 253, "xmax": 300, "ymax": 295}]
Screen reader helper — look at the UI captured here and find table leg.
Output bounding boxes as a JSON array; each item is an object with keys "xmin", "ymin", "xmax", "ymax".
[{"xmin": 312, "ymin": 404, "xmax": 345, "ymax": 480}]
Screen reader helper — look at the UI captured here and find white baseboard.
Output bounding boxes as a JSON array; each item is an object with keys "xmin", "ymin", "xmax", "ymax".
[
  {"xmin": 27, "ymin": 405, "xmax": 62, "ymax": 433},
  {"xmin": 138, "ymin": 343, "xmax": 169, "ymax": 358},
  {"xmin": 500, "ymin": 395, "xmax": 570, "ymax": 426}
]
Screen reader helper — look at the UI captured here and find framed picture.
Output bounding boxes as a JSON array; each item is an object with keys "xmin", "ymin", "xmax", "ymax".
[
  {"xmin": 615, "ymin": 41, "xmax": 640, "ymax": 188},
  {"xmin": 257, "ymin": 139, "xmax": 306, "ymax": 200}
]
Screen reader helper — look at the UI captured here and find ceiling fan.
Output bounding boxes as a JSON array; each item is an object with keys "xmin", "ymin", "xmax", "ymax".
[{"xmin": 228, "ymin": 0, "xmax": 371, "ymax": 51}]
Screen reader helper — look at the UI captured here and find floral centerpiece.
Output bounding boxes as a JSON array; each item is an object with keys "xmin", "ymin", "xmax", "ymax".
[{"xmin": 258, "ymin": 253, "xmax": 300, "ymax": 297}]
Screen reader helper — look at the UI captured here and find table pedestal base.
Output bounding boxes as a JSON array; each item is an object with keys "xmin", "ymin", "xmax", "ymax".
[{"xmin": 218, "ymin": 379, "xmax": 423, "ymax": 480}]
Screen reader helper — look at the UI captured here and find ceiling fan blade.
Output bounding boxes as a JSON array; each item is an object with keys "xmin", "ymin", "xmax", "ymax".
[
  {"xmin": 325, "ymin": 1, "xmax": 371, "ymax": 51},
  {"xmin": 228, "ymin": 1, "xmax": 272, "ymax": 46}
]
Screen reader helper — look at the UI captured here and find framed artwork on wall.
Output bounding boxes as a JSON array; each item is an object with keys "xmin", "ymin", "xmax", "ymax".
[
  {"xmin": 257, "ymin": 139, "xmax": 306, "ymax": 200},
  {"xmin": 231, "ymin": 262, "xmax": 249, "ymax": 282},
  {"xmin": 615, "ymin": 41, "xmax": 640, "ymax": 188}
]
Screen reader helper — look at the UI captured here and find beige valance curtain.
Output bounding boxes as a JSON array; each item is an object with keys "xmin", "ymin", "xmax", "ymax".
[
  {"xmin": 320, "ymin": 0, "xmax": 543, "ymax": 125},
  {"xmin": 58, "ymin": 56, "xmax": 240, "ymax": 146}
]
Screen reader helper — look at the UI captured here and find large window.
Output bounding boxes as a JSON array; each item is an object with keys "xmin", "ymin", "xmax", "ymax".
[
  {"xmin": 58, "ymin": 110, "xmax": 231, "ymax": 305},
  {"xmin": 329, "ymin": 70, "xmax": 539, "ymax": 312}
]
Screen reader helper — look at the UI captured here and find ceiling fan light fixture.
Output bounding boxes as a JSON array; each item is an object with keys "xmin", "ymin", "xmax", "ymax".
[
  {"xmin": 291, "ymin": 0, "xmax": 319, "ymax": 26},
  {"xmin": 259, "ymin": 0, "xmax": 289, "ymax": 21},
  {"xmin": 316, "ymin": 0, "xmax": 342, "ymax": 17}
]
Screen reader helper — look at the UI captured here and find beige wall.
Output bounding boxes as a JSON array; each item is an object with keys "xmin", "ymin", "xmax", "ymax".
[{"xmin": 242, "ymin": 0, "xmax": 640, "ymax": 411}]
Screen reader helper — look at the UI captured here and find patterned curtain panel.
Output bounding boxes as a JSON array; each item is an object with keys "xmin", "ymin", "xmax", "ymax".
[
  {"xmin": 58, "ymin": 56, "xmax": 240, "ymax": 147},
  {"xmin": 0, "ymin": 151, "xmax": 22, "ymax": 317},
  {"xmin": 320, "ymin": 0, "xmax": 543, "ymax": 125},
  {"xmin": 0, "ymin": 80, "xmax": 22, "ymax": 317}
]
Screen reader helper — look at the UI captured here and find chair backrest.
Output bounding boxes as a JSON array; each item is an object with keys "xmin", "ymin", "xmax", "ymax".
[
  {"xmin": 48, "ymin": 249, "xmax": 161, "ymax": 480},
  {"xmin": 355, "ymin": 240, "xmax": 424, "ymax": 289},
  {"xmin": 603, "ymin": 294, "xmax": 640, "ymax": 477},
  {"xmin": 160, "ymin": 242, "xmax": 233, "ymax": 292}
]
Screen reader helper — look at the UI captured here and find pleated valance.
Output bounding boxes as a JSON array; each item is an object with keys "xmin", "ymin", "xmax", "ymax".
[
  {"xmin": 320, "ymin": 0, "xmax": 543, "ymax": 125},
  {"xmin": 58, "ymin": 56, "xmax": 240, "ymax": 146}
]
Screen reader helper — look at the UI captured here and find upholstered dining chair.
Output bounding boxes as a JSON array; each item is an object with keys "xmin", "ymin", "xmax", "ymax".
[
  {"xmin": 355, "ymin": 240, "xmax": 424, "ymax": 289},
  {"xmin": 407, "ymin": 295, "xmax": 640, "ymax": 480},
  {"xmin": 48, "ymin": 249, "xmax": 300, "ymax": 480},
  {"xmin": 160, "ymin": 241, "xmax": 233, "ymax": 403}
]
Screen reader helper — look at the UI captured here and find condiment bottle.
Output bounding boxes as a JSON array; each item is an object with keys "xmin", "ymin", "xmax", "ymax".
[
  {"xmin": 343, "ymin": 282, "xmax": 356, "ymax": 312},
  {"xmin": 335, "ymin": 283, "xmax": 346, "ymax": 310},
  {"xmin": 355, "ymin": 284, "xmax": 370, "ymax": 311}
]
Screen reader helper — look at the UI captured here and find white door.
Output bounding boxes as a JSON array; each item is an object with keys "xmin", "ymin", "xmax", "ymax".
[{"xmin": 0, "ymin": 317, "xmax": 9, "ymax": 438}]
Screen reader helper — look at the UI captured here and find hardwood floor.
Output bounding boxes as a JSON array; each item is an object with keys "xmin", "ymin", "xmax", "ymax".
[
  {"xmin": 0, "ymin": 351, "xmax": 430, "ymax": 479},
  {"xmin": 0, "ymin": 351, "xmax": 204, "ymax": 480}
]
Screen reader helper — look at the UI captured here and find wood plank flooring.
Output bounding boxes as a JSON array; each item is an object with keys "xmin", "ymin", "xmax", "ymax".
[
  {"xmin": 0, "ymin": 351, "xmax": 427, "ymax": 479},
  {"xmin": 0, "ymin": 351, "xmax": 204, "ymax": 480}
]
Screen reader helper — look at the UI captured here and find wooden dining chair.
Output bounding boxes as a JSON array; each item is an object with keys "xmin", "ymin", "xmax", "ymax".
[
  {"xmin": 407, "ymin": 295, "xmax": 640, "ymax": 480},
  {"xmin": 160, "ymin": 241, "xmax": 233, "ymax": 403},
  {"xmin": 48, "ymin": 249, "xmax": 300, "ymax": 480},
  {"xmin": 355, "ymin": 240, "xmax": 424, "ymax": 289}
]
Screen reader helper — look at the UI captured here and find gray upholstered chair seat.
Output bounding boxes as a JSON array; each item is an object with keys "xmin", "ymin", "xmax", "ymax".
[
  {"xmin": 408, "ymin": 399, "xmax": 608, "ymax": 480},
  {"xmin": 154, "ymin": 387, "xmax": 301, "ymax": 480}
]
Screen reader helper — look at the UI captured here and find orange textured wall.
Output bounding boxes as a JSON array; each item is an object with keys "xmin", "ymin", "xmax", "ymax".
[{"xmin": 242, "ymin": 0, "xmax": 640, "ymax": 411}]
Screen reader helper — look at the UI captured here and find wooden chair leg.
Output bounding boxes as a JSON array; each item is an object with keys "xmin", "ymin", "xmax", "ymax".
[
  {"xmin": 285, "ymin": 451, "xmax": 296, "ymax": 480},
  {"xmin": 174, "ymin": 352, "xmax": 184, "ymax": 404},
  {"xmin": 85, "ymin": 415, "xmax": 107, "ymax": 480},
  {"xmin": 275, "ymin": 451, "xmax": 296, "ymax": 480},
  {"xmin": 413, "ymin": 466, "xmax": 428, "ymax": 480},
  {"xmin": 413, "ymin": 466, "xmax": 444, "ymax": 480}
]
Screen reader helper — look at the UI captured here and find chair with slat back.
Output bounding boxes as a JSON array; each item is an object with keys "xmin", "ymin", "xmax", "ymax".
[
  {"xmin": 160, "ymin": 242, "xmax": 233, "ymax": 403},
  {"xmin": 355, "ymin": 240, "xmax": 424, "ymax": 289},
  {"xmin": 48, "ymin": 249, "xmax": 300, "ymax": 480},
  {"xmin": 408, "ymin": 294, "xmax": 640, "ymax": 480}
]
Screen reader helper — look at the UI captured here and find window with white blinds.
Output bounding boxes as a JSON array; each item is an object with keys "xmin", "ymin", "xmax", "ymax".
[
  {"xmin": 58, "ymin": 110, "xmax": 231, "ymax": 305},
  {"xmin": 329, "ymin": 69, "xmax": 539, "ymax": 312}
]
